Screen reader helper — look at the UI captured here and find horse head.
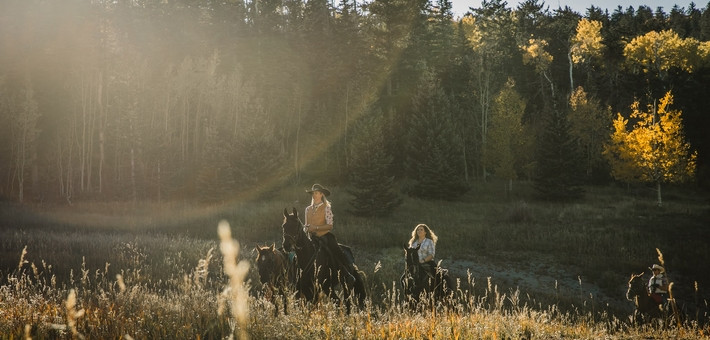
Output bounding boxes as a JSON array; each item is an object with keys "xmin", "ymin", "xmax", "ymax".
[
  {"xmin": 282, "ymin": 207, "xmax": 303, "ymax": 252},
  {"xmin": 256, "ymin": 243, "xmax": 278, "ymax": 284},
  {"xmin": 626, "ymin": 272, "xmax": 646, "ymax": 302},
  {"xmin": 404, "ymin": 244, "xmax": 421, "ymax": 276}
]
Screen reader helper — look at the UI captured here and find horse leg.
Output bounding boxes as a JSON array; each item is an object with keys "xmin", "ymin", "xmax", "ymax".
[
  {"xmin": 264, "ymin": 284, "xmax": 279, "ymax": 317},
  {"xmin": 280, "ymin": 285, "xmax": 288, "ymax": 315}
]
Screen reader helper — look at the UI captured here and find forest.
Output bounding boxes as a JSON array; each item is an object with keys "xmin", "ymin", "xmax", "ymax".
[{"xmin": 1, "ymin": 0, "xmax": 709, "ymax": 206}]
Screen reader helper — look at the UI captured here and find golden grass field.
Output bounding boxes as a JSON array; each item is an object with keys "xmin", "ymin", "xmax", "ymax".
[{"xmin": 1, "ymin": 182, "xmax": 709, "ymax": 339}]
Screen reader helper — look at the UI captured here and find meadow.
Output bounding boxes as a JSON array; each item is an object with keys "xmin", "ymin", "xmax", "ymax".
[{"xmin": 1, "ymin": 182, "xmax": 709, "ymax": 339}]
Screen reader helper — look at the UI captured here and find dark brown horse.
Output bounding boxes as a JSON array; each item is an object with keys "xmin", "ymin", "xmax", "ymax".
[
  {"xmin": 281, "ymin": 208, "xmax": 366, "ymax": 311},
  {"xmin": 400, "ymin": 244, "xmax": 454, "ymax": 308},
  {"xmin": 255, "ymin": 244, "xmax": 292, "ymax": 316},
  {"xmin": 626, "ymin": 272, "xmax": 664, "ymax": 324}
]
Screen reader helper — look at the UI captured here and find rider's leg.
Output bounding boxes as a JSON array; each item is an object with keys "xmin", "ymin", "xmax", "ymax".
[{"xmin": 321, "ymin": 233, "xmax": 357, "ymax": 282}]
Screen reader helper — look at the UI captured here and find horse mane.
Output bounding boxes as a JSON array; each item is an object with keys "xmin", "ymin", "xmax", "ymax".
[{"xmin": 626, "ymin": 272, "xmax": 645, "ymax": 301}]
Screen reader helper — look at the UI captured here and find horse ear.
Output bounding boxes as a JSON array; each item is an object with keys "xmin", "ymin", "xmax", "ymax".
[
  {"xmin": 292, "ymin": 207, "xmax": 298, "ymax": 217},
  {"xmin": 283, "ymin": 208, "xmax": 289, "ymax": 217}
]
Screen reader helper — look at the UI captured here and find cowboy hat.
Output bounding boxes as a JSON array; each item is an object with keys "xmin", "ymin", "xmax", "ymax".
[
  {"xmin": 651, "ymin": 264, "xmax": 665, "ymax": 272},
  {"xmin": 306, "ymin": 183, "xmax": 331, "ymax": 196}
]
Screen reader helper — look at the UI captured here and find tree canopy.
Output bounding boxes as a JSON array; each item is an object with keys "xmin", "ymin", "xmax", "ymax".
[{"xmin": 0, "ymin": 0, "xmax": 708, "ymax": 205}]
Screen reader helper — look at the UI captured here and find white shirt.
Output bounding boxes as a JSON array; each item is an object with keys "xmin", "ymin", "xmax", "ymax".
[
  {"xmin": 410, "ymin": 238, "xmax": 435, "ymax": 263},
  {"xmin": 648, "ymin": 274, "xmax": 668, "ymax": 294}
]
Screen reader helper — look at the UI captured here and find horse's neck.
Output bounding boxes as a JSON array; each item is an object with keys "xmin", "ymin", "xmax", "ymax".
[
  {"xmin": 634, "ymin": 281, "xmax": 649, "ymax": 297},
  {"xmin": 406, "ymin": 260, "xmax": 420, "ymax": 276},
  {"xmin": 294, "ymin": 229, "xmax": 315, "ymax": 262}
]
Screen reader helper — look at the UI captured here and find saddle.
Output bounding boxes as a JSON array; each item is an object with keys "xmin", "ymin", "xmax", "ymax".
[{"xmin": 312, "ymin": 237, "xmax": 356, "ymax": 270}]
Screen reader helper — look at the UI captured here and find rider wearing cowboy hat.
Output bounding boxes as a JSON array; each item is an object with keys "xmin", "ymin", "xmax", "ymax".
[
  {"xmin": 304, "ymin": 184, "xmax": 356, "ymax": 283},
  {"xmin": 648, "ymin": 264, "xmax": 669, "ymax": 305}
]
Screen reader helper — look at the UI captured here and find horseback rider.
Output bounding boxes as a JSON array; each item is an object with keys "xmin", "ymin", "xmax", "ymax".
[
  {"xmin": 648, "ymin": 264, "xmax": 669, "ymax": 306},
  {"xmin": 408, "ymin": 223, "xmax": 438, "ymax": 280},
  {"xmin": 304, "ymin": 184, "xmax": 356, "ymax": 282}
]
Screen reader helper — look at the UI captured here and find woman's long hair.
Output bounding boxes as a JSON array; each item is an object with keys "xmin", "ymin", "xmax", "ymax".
[
  {"xmin": 309, "ymin": 195, "xmax": 330, "ymax": 208},
  {"xmin": 408, "ymin": 223, "xmax": 438, "ymax": 247}
]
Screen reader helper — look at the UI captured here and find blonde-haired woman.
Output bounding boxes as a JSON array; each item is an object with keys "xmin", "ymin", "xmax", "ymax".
[{"xmin": 304, "ymin": 183, "xmax": 355, "ymax": 282}]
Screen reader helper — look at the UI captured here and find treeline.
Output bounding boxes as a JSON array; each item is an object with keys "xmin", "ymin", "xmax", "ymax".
[{"xmin": 0, "ymin": 0, "xmax": 708, "ymax": 205}]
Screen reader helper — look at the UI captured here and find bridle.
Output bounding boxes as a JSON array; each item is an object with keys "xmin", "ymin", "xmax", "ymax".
[
  {"xmin": 282, "ymin": 215, "xmax": 305, "ymax": 252},
  {"xmin": 282, "ymin": 214, "xmax": 319, "ymax": 273}
]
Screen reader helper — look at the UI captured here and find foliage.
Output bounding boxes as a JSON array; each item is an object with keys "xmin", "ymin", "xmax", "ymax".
[
  {"xmin": 568, "ymin": 86, "xmax": 612, "ymax": 182},
  {"xmin": 404, "ymin": 71, "xmax": 469, "ymax": 200},
  {"xmin": 2, "ymin": 1, "xmax": 710, "ymax": 202},
  {"xmin": 571, "ymin": 19, "xmax": 605, "ymax": 65},
  {"xmin": 522, "ymin": 38, "xmax": 553, "ymax": 74},
  {"xmin": 486, "ymin": 78, "xmax": 529, "ymax": 182},
  {"xmin": 347, "ymin": 110, "xmax": 402, "ymax": 217},
  {"xmin": 623, "ymin": 29, "xmax": 705, "ymax": 79},
  {"xmin": 521, "ymin": 37, "xmax": 557, "ymax": 100},
  {"xmin": 534, "ymin": 108, "xmax": 584, "ymax": 201},
  {"xmin": 604, "ymin": 92, "xmax": 697, "ymax": 186}
]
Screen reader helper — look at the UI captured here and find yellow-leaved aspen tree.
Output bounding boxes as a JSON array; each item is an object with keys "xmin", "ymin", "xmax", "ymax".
[
  {"xmin": 623, "ymin": 29, "xmax": 701, "ymax": 80},
  {"xmin": 569, "ymin": 19, "xmax": 604, "ymax": 93},
  {"xmin": 522, "ymin": 38, "xmax": 555, "ymax": 98},
  {"xmin": 603, "ymin": 92, "xmax": 697, "ymax": 206}
]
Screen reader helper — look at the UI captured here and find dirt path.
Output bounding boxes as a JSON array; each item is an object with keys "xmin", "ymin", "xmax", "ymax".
[
  {"xmin": 355, "ymin": 248, "xmax": 633, "ymax": 314},
  {"xmin": 443, "ymin": 254, "xmax": 630, "ymax": 312}
]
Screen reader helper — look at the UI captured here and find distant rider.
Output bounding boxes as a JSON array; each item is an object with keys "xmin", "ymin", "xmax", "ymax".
[{"xmin": 648, "ymin": 264, "xmax": 669, "ymax": 305}]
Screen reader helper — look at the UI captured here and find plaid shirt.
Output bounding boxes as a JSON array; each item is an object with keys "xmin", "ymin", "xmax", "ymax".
[
  {"xmin": 411, "ymin": 238, "xmax": 435, "ymax": 262},
  {"xmin": 648, "ymin": 274, "xmax": 669, "ymax": 294}
]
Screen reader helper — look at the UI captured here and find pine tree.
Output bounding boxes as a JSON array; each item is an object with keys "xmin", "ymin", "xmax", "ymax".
[
  {"xmin": 347, "ymin": 109, "xmax": 402, "ymax": 217},
  {"xmin": 534, "ymin": 108, "xmax": 584, "ymax": 201},
  {"xmin": 404, "ymin": 71, "xmax": 469, "ymax": 200}
]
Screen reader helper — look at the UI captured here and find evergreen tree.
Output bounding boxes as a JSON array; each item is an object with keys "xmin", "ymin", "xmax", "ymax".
[
  {"xmin": 534, "ymin": 108, "xmax": 584, "ymax": 201},
  {"xmin": 404, "ymin": 71, "xmax": 469, "ymax": 200},
  {"xmin": 347, "ymin": 109, "xmax": 402, "ymax": 217}
]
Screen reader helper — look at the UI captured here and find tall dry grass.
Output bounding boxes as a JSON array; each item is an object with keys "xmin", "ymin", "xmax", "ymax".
[
  {"xmin": 1, "ymin": 182, "xmax": 709, "ymax": 338},
  {"xmin": 2, "ymin": 225, "xmax": 709, "ymax": 338}
]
